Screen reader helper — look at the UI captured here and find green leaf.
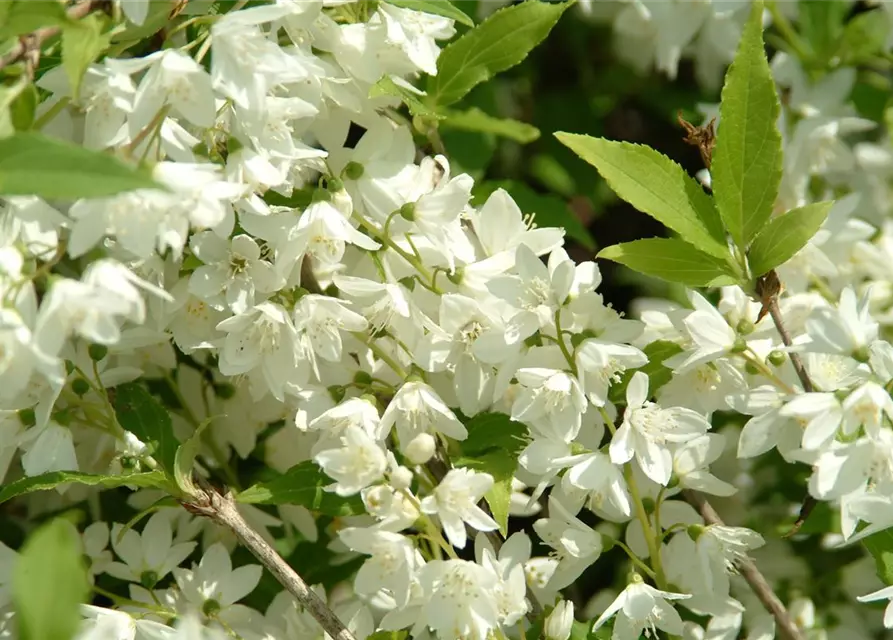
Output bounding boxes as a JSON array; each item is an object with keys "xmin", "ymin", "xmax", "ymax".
[
  {"xmin": 440, "ymin": 106, "xmax": 540, "ymax": 143},
  {"xmin": 62, "ymin": 15, "xmax": 111, "ymax": 101},
  {"xmin": 608, "ymin": 340, "xmax": 684, "ymax": 405},
  {"xmin": 746, "ymin": 201, "xmax": 832, "ymax": 277},
  {"xmin": 13, "ymin": 519, "xmax": 88, "ymax": 640},
  {"xmin": 382, "ymin": 0, "xmax": 473, "ymax": 26},
  {"xmin": 798, "ymin": 0, "xmax": 848, "ymax": 61},
  {"xmin": 862, "ymin": 527, "xmax": 893, "ymax": 585},
  {"xmin": 598, "ymin": 237, "xmax": 739, "ymax": 287},
  {"xmin": 174, "ymin": 416, "xmax": 216, "ymax": 496},
  {"xmin": 0, "ymin": 1, "xmax": 72, "ymax": 40},
  {"xmin": 555, "ymin": 133, "xmax": 728, "ymax": 259},
  {"xmin": 838, "ymin": 10, "xmax": 890, "ymax": 65},
  {"xmin": 368, "ymin": 632, "xmax": 410, "ymax": 640},
  {"xmin": 427, "ymin": 0, "xmax": 571, "ymax": 106},
  {"xmin": 236, "ymin": 461, "xmax": 366, "ymax": 516},
  {"xmin": 0, "ymin": 470, "xmax": 167, "ymax": 505},
  {"xmin": 456, "ymin": 412, "xmax": 527, "ymax": 536},
  {"xmin": 0, "ymin": 133, "xmax": 161, "ymax": 199},
  {"xmin": 0, "ymin": 77, "xmax": 32, "ymax": 138},
  {"xmin": 369, "ymin": 75, "xmax": 444, "ymax": 120},
  {"xmin": 472, "ymin": 179, "xmax": 595, "ymax": 250},
  {"xmin": 114, "ymin": 382, "xmax": 179, "ymax": 475},
  {"xmin": 710, "ymin": 0, "xmax": 782, "ymax": 251}
]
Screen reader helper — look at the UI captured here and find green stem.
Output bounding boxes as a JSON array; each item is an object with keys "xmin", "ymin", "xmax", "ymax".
[
  {"xmin": 625, "ymin": 465, "xmax": 669, "ymax": 589},
  {"xmin": 354, "ymin": 332, "xmax": 407, "ymax": 379},
  {"xmin": 554, "ymin": 309, "xmax": 578, "ymax": 376},
  {"xmin": 766, "ymin": 1, "xmax": 811, "ymax": 61},
  {"xmin": 612, "ymin": 539, "xmax": 657, "ymax": 580},
  {"xmin": 33, "ymin": 96, "xmax": 70, "ymax": 130}
]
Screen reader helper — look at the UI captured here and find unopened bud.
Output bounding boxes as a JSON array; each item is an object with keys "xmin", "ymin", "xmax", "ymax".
[
  {"xmin": 545, "ymin": 600, "xmax": 574, "ymax": 640},
  {"xmin": 404, "ymin": 433, "xmax": 436, "ymax": 464},
  {"xmin": 391, "ymin": 466, "xmax": 413, "ymax": 491},
  {"xmin": 343, "ymin": 161, "xmax": 364, "ymax": 180}
]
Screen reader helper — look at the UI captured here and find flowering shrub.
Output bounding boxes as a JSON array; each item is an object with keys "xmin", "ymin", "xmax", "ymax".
[{"xmin": 3, "ymin": 1, "xmax": 893, "ymax": 639}]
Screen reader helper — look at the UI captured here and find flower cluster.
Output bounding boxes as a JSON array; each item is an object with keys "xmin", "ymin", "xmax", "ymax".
[{"xmin": 3, "ymin": 0, "xmax": 893, "ymax": 639}]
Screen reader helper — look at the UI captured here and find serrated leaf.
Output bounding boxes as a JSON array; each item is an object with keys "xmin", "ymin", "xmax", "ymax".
[
  {"xmin": 0, "ymin": 470, "xmax": 167, "ymax": 505},
  {"xmin": 555, "ymin": 133, "xmax": 729, "ymax": 259},
  {"xmin": 441, "ymin": 106, "xmax": 540, "ymax": 143},
  {"xmin": 13, "ymin": 519, "xmax": 88, "ymax": 640},
  {"xmin": 174, "ymin": 416, "xmax": 215, "ymax": 496},
  {"xmin": 236, "ymin": 461, "xmax": 365, "ymax": 516},
  {"xmin": 0, "ymin": 0, "xmax": 72, "ymax": 40},
  {"xmin": 608, "ymin": 340, "xmax": 684, "ymax": 405},
  {"xmin": 862, "ymin": 527, "xmax": 893, "ymax": 585},
  {"xmin": 62, "ymin": 15, "xmax": 111, "ymax": 101},
  {"xmin": 114, "ymin": 382, "xmax": 179, "ymax": 475},
  {"xmin": 456, "ymin": 412, "xmax": 527, "ymax": 536},
  {"xmin": 598, "ymin": 237, "xmax": 739, "ymax": 287},
  {"xmin": 427, "ymin": 0, "xmax": 571, "ymax": 106},
  {"xmin": 472, "ymin": 179, "xmax": 594, "ymax": 250},
  {"xmin": 711, "ymin": 0, "xmax": 782, "ymax": 251},
  {"xmin": 382, "ymin": 0, "xmax": 473, "ymax": 26},
  {"xmin": 0, "ymin": 133, "xmax": 161, "ymax": 199},
  {"xmin": 746, "ymin": 201, "xmax": 832, "ymax": 277},
  {"xmin": 370, "ymin": 75, "xmax": 444, "ymax": 120}
]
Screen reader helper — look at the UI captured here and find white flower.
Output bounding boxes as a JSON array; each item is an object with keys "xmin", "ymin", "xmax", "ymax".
[
  {"xmin": 189, "ymin": 232, "xmax": 281, "ymax": 314},
  {"xmin": 420, "ymin": 468, "xmax": 498, "ymax": 549},
  {"xmin": 276, "ymin": 199, "xmax": 380, "ymax": 278},
  {"xmin": 668, "ymin": 290, "xmax": 738, "ymax": 373},
  {"xmin": 511, "ymin": 368, "xmax": 587, "ymax": 444},
  {"xmin": 857, "ymin": 584, "xmax": 893, "ymax": 628},
  {"xmin": 802, "ymin": 287, "xmax": 878, "ymax": 357},
  {"xmin": 293, "ymin": 294, "xmax": 368, "ymax": 376},
  {"xmin": 339, "ymin": 527, "xmax": 421, "ymax": 607},
  {"xmin": 173, "ymin": 542, "xmax": 263, "ymax": 627},
  {"xmin": 673, "ymin": 434, "xmax": 736, "ymax": 497},
  {"xmin": 694, "ymin": 525, "xmax": 764, "ymax": 598},
  {"xmin": 314, "ymin": 424, "xmax": 387, "ymax": 496},
  {"xmin": 108, "ymin": 49, "xmax": 216, "ymax": 134},
  {"xmin": 377, "ymin": 380, "xmax": 467, "ymax": 448},
  {"xmin": 75, "ymin": 605, "xmax": 173, "ymax": 640},
  {"xmin": 564, "ymin": 451, "xmax": 632, "ymax": 518},
  {"xmin": 18, "ymin": 421, "xmax": 78, "ymax": 477},
  {"xmin": 467, "ymin": 188, "xmax": 564, "ymax": 260},
  {"xmin": 575, "ymin": 339, "xmax": 648, "ymax": 407},
  {"xmin": 378, "ymin": 3, "xmax": 455, "ymax": 75},
  {"xmin": 592, "ymin": 578, "xmax": 691, "ymax": 640},
  {"xmin": 106, "ymin": 512, "xmax": 196, "ymax": 586},
  {"xmin": 418, "ymin": 559, "xmax": 500, "ymax": 640},
  {"xmin": 533, "ymin": 496, "xmax": 603, "ymax": 590},
  {"xmin": 216, "ymin": 302, "xmax": 304, "ymax": 401},
  {"xmin": 487, "ymin": 244, "xmax": 575, "ymax": 328},
  {"xmin": 610, "ymin": 371, "xmax": 711, "ymax": 485}
]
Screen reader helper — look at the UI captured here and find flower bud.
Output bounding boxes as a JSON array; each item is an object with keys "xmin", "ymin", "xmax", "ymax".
[
  {"xmin": 404, "ymin": 432, "xmax": 435, "ymax": 464},
  {"xmin": 71, "ymin": 378, "xmax": 90, "ymax": 396},
  {"xmin": 343, "ymin": 161, "xmax": 364, "ymax": 180},
  {"xmin": 88, "ymin": 343, "xmax": 108, "ymax": 361},
  {"xmin": 399, "ymin": 202, "xmax": 416, "ymax": 221},
  {"xmin": 545, "ymin": 600, "xmax": 574, "ymax": 640},
  {"xmin": 767, "ymin": 350, "xmax": 786, "ymax": 366},
  {"xmin": 390, "ymin": 465, "xmax": 413, "ymax": 490}
]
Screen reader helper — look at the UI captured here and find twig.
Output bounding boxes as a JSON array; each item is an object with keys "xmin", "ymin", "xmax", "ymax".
[
  {"xmin": 0, "ymin": 0, "xmax": 112, "ymax": 73},
  {"xmin": 756, "ymin": 273, "xmax": 819, "ymax": 536},
  {"xmin": 682, "ymin": 490, "xmax": 805, "ymax": 640},
  {"xmin": 183, "ymin": 481, "xmax": 356, "ymax": 640}
]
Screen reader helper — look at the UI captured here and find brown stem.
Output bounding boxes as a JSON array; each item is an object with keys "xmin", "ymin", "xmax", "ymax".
[
  {"xmin": 184, "ymin": 483, "xmax": 356, "ymax": 640},
  {"xmin": 0, "ymin": 1, "xmax": 112, "ymax": 73},
  {"xmin": 682, "ymin": 490, "xmax": 805, "ymax": 640}
]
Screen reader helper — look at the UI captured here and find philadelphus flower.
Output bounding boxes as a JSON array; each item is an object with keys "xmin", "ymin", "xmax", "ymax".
[
  {"xmin": 420, "ymin": 468, "xmax": 498, "ymax": 549},
  {"xmin": 592, "ymin": 576, "xmax": 691, "ymax": 640},
  {"xmin": 610, "ymin": 371, "xmax": 712, "ymax": 485},
  {"xmin": 377, "ymin": 380, "xmax": 467, "ymax": 450}
]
